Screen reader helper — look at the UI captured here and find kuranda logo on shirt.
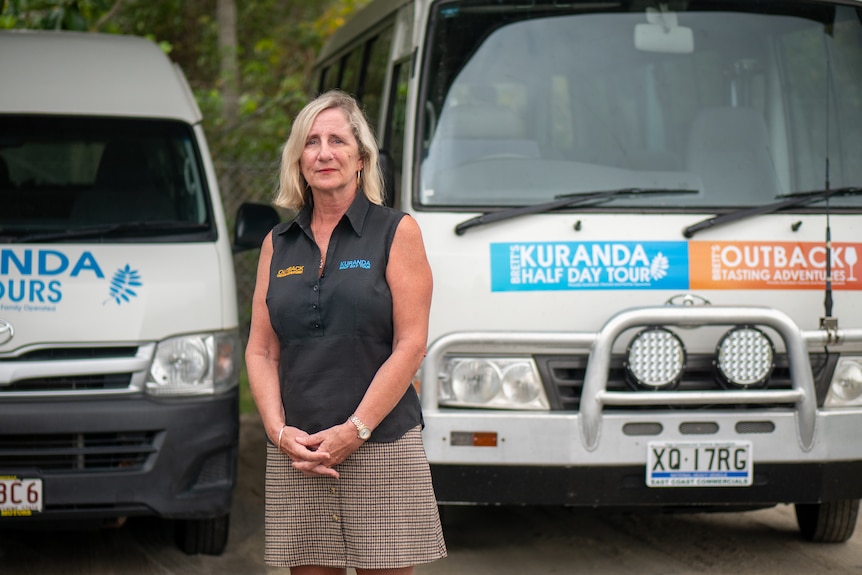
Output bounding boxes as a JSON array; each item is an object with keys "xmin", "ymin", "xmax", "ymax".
[{"xmin": 339, "ymin": 259, "xmax": 371, "ymax": 270}]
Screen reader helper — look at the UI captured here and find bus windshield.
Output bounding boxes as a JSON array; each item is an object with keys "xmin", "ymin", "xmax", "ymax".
[{"xmin": 418, "ymin": 1, "xmax": 862, "ymax": 211}]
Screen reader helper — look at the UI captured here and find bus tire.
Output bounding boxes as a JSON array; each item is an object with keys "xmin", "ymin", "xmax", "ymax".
[
  {"xmin": 794, "ymin": 499, "xmax": 859, "ymax": 543},
  {"xmin": 174, "ymin": 513, "xmax": 230, "ymax": 555}
]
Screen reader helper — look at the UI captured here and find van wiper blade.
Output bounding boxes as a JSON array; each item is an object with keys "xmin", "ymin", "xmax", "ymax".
[
  {"xmin": 454, "ymin": 188, "xmax": 698, "ymax": 236},
  {"xmin": 683, "ymin": 186, "xmax": 862, "ymax": 238},
  {"xmin": 13, "ymin": 221, "xmax": 209, "ymax": 243}
]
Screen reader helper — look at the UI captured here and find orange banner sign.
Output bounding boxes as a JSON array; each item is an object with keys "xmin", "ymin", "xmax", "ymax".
[{"xmin": 690, "ymin": 241, "xmax": 862, "ymax": 290}]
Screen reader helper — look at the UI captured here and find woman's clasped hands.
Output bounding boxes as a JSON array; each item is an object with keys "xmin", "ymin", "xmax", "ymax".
[{"xmin": 277, "ymin": 423, "xmax": 363, "ymax": 478}]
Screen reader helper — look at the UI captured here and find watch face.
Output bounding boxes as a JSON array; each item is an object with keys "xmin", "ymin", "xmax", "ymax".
[{"xmin": 359, "ymin": 427, "xmax": 372, "ymax": 440}]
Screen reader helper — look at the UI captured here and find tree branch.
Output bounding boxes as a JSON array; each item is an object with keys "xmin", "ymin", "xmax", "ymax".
[{"xmin": 92, "ymin": 0, "xmax": 125, "ymax": 32}]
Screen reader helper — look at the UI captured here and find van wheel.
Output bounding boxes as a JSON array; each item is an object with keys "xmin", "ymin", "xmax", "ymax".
[
  {"xmin": 794, "ymin": 499, "xmax": 859, "ymax": 543},
  {"xmin": 174, "ymin": 513, "xmax": 230, "ymax": 555}
]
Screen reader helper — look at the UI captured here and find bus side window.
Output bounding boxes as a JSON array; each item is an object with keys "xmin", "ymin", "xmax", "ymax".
[
  {"xmin": 340, "ymin": 47, "xmax": 363, "ymax": 96},
  {"xmin": 321, "ymin": 61, "xmax": 341, "ymax": 93},
  {"xmin": 316, "ymin": 67, "xmax": 328, "ymax": 94},
  {"xmin": 358, "ymin": 26, "xmax": 394, "ymax": 135},
  {"xmin": 382, "ymin": 59, "xmax": 410, "ymax": 208}
]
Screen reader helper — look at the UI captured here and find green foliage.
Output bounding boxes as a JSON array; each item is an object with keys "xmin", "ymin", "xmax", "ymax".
[
  {"xmin": 2, "ymin": 0, "xmax": 371, "ymax": 162},
  {"xmin": 1, "ymin": 0, "xmax": 118, "ymax": 30},
  {"xmin": 111, "ymin": 0, "xmax": 372, "ymax": 162}
]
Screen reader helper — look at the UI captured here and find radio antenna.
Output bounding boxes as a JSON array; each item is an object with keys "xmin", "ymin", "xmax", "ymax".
[{"xmin": 820, "ymin": 27, "xmax": 837, "ymax": 334}]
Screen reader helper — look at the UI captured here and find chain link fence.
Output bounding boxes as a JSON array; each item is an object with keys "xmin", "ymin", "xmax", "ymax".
[{"xmin": 216, "ymin": 158, "xmax": 282, "ymax": 346}]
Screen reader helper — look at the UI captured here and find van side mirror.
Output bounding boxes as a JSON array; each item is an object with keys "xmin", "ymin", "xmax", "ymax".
[
  {"xmin": 379, "ymin": 149, "xmax": 396, "ymax": 207},
  {"xmin": 233, "ymin": 202, "xmax": 281, "ymax": 252}
]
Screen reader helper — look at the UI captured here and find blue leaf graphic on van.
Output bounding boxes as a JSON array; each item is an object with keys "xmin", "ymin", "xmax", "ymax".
[{"xmin": 104, "ymin": 265, "xmax": 143, "ymax": 305}]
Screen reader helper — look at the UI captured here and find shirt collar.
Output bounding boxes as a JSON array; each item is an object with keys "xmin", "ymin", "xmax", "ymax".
[{"xmin": 284, "ymin": 191, "xmax": 371, "ymax": 237}]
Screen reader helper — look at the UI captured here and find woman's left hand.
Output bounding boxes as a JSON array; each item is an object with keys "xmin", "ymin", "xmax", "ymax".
[{"xmin": 294, "ymin": 421, "xmax": 363, "ymax": 477}]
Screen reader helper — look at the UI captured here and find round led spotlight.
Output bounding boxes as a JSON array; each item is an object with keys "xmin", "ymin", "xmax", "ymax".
[
  {"xmin": 625, "ymin": 327, "xmax": 686, "ymax": 390},
  {"xmin": 715, "ymin": 326, "xmax": 775, "ymax": 389}
]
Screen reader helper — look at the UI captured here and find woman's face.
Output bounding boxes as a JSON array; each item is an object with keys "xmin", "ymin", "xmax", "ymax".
[{"xmin": 300, "ymin": 107, "xmax": 364, "ymax": 196}]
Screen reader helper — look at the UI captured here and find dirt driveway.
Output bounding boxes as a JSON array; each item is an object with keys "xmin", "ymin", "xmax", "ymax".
[{"xmin": 1, "ymin": 413, "xmax": 860, "ymax": 574}]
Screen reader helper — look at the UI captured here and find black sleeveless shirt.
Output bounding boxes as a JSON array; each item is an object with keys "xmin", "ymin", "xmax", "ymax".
[{"xmin": 266, "ymin": 192, "xmax": 422, "ymax": 442}]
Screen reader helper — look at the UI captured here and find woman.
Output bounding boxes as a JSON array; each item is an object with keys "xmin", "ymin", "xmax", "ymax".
[{"xmin": 245, "ymin": 90, "xmax": 446, "ymax": 574}]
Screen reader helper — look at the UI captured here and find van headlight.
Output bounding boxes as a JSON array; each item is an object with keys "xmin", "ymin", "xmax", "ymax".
[
  {"xmin": 825, "ymin": 357, "xmax": 862, "ymax": 407},
  {"xmin": 440, "ymin": 357, "xmax": 549, "ymax": 410},
  {"xmin": 146, "ymin": 331, "xmax": 241, "ymax": 397}
]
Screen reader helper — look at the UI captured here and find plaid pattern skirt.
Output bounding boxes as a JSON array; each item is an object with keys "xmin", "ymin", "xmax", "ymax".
[{"xmin": 264, "ymin": 426, "xmax": 447, "ymax": 569}]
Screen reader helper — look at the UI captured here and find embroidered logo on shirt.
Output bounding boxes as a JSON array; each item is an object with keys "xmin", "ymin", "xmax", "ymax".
[
  {"xmin": 339, "ymin": 259, "xmax": 371, "ymax": 270},
  {"xmin": 277, "ymin": 265, "xmax": 304, "ymax": 278}
]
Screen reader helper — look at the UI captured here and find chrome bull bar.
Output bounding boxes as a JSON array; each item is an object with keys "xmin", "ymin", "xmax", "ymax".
[{"xmin": 420, "ymin": 306, "xmax": 862, "ymax": 454}]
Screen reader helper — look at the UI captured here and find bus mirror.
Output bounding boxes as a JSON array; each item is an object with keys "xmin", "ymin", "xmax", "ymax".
[
  {"xmin": 233, "ymin": 202, "xmax": 281, "ymax": 253},
  {"xmin": 379, "ymin": 149, "xmax": 396, "ymax": 207},
  {"xmin": 634, "ymin": 7, "xmax": 694, "ymax": 54}
]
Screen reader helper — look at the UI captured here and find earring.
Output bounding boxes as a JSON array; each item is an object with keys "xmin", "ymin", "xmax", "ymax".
[{"xmin": 357, "ymin": 169, "xmax": 362, "ymax": 188}]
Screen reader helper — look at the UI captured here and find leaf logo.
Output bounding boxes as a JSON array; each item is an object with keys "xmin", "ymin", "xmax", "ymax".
[
  {"xmin": 650, "ymin": 252, "xmax": 669, "ymax": 280},
  {"xmin": 104, "ymin": 265, "xmax": 143, "ymax": 305}
]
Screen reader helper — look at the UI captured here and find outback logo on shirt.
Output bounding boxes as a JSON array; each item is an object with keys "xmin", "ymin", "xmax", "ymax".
[
  {"xmin": 339, "ymin": 259, "xmax": 371, "ymax": 270},
  {"xmin": 277, "ymin": 266, "xmax": 304, "ymax": 278}
]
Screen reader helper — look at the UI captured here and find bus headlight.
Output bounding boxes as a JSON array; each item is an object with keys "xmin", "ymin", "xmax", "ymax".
[
  {"xmin": 715, "ymin": 326, "xmax": 775, "ymax": 389},
  {"xmin": 825, "ymin": 357, "xmax": 862, "ymax": 407},
  {"xmin": 146, "ymin": 331, "xmax": 240, "ymax": 397},
  {"xmin": 451, "ymin": 359, "xmax": 500, "ymax": 404},
  {"xmin": 441, "ymin": 357, "xmax": 549, "ymax": 410}
]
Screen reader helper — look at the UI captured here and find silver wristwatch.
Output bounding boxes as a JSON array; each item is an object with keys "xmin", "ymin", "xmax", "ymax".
[{"xmin": 350, "ymin": 415, "xmax": 372, "ymax": 440}]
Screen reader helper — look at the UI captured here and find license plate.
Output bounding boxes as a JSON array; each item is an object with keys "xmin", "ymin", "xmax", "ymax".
[
  {"xmin": 0, "ymin": 477, "xmax": 43, "ymax": 515},
  {"xmin": 647, "ymin": 441, "xmax": 752, "ymax": 487}
]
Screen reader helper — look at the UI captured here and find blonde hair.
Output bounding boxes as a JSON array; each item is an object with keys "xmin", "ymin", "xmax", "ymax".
[{"xmin": 274, "ymin": 90, "xmax": 384, "ymax": 211}]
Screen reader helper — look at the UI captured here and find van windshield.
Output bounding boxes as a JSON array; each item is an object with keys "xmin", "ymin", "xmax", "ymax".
[
  {"xmin": 0, "ymin": 116, "xmax": 214, "ymax": 242},
  {"xmin": 418, "ymin": 1, "xmax": 862, "ymax": 211}
]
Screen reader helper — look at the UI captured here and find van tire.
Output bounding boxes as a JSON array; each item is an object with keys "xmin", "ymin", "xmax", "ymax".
[
  {"xmin": 794, "ymin": 499, "xmax": 859, "ymax": 543},
  {"xmin": 174, "ymin": 513, "xmax": 230, "ymax": 555}
]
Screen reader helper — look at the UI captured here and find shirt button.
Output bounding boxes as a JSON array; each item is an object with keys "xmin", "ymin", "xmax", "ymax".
[
  {"xmin": 312, "ymin": 304, "xmax": 317, "ymax": 309},
  {"xmin": 330, "ymin": 487, "xmax": 337, "ymax": 494},
  {"xmin": 314, "ymin": 322, "xmax": 320, "ymax": 328},
  {"xmin": 332, "ymin": 513, "xmax": 340, "ymax": 522},
  {"xmin": 313, "ymin": 285, "xmax": 319, "ymax": 292}
]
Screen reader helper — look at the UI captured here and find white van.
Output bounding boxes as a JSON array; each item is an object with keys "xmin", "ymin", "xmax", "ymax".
[
  {"xmin": 0, "ymin": 30, "xmax": 253, "ymax": 555},
  {"xmin": 306, "ymin": 0, "xmax": 862, "ymax": 542}
]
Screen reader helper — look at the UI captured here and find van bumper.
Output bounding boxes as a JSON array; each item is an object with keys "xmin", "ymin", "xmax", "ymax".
[
  {"xmin": 431, "ymin": 461, "xmax": 862, "ymax": 507},
  {"xmin": 0, "ymin": 390, "xmax": 238, "ymax": 521},
  {"xmin": 422, "ymin": 408, "xmax": 862, "ymax": 507}
]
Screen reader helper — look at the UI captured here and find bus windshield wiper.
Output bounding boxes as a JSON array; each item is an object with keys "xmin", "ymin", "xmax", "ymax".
[
  {"xmin": 11, "ymin": 221, "xmax": 210, "ymax": 243},
  {"xmin": 454, "ymin": 188, "xmax": 698, "ymax": 236},
  {"xmin": 683, "ymin": 186, "xmax": 862, "ymax": 238}
]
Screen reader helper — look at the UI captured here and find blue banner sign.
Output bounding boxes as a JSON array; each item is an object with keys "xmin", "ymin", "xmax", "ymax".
[{"xmin": 490, "ymin": 241, "xmax": 690, "ymax": 291}]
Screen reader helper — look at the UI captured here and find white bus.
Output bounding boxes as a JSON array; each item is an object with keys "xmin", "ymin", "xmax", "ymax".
[{"xmin": 310, "ymin": 0, "xmax": 862, "ymax": 542}]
